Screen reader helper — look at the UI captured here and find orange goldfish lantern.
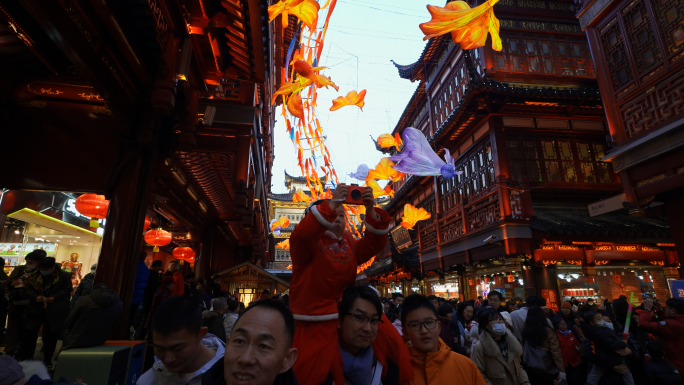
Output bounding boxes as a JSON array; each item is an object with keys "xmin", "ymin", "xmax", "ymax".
[
  {"xmin": 366, "ymin": 179, "xmax": 394, "ymax": 199},
  {"xmin": 268, "ymin": 0, "xmax": 320, "ymax": 30},
  {"xmin": 366, "ymin": 158, "xmax": 405, "ymax": 183},
  {"xmin": 293, "ymin": 189, "xmax": 313, "ymax": 203},
  {"xmin": 287, "ymin": 93, "xmax": 305, "ymax": 120},
  {"xmin": 400, "ymin": 204, "xmax": 431, "ymax": 230},
  {"xmin": 377, "ymin": 133, "xmax": 403, "ymax": 151},
  {"xmin": 419, "ymin": 0, "xmax": 502, "ymax": 51},
  {"xmin": 330, "ymin": 90, "xmax": 366, "ymax": 111},
  {"xmin": 286, "ymin": 264, "xmax": 293, "ymax": 270},
  {"xmin": 357, "ymin": 256, "xmax": 375, "ymax": 274},
  {"xmin": 270, "ymin": 216, "xmax": 291, "ymax": 231},
  {"xmin": 276, "ymin": 239, "xmax": 290, "ymax": 249}
]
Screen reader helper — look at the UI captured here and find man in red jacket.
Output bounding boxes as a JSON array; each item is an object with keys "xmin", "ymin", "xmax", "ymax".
[
  {"xmin": 164, "ymin": 260, "xmax": 184, "ymax": 297},
  {"xmin": 289, "ymin": 184, "xmax": 410, "ymax": 385},
  {"xmin": 639, "ymin": 297, "xmax": 684, "ymax": 376}
]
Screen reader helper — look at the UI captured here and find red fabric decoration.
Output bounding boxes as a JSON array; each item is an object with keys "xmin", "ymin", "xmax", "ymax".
[
  {"xmin": 613, "ymin": 274, "xmax": 621, "ymax": 283},
  {"xmin": 144, "ymin": 228, "xmax": 172, "ymax": 252},
  {"xmin": 586, "ymin": 276, "xmax": 595, "ymax": 283},
  {"xmin": 75, "ymin": 194, "xmax": 109, "ymax": 228},
  {"xmin": 643, "ymin": 275, "xmax": 652, "ymax": 283},
  {"xmin": 143, "ymin": 216, "xmax": 151, "ymax": 232},
  {"xmin": 507, "ymin": 274, "xmax": 515, "ymax": 282}
]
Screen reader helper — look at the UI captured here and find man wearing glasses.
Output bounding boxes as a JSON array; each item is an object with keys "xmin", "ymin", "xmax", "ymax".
[
  {"xmin": 320, "ymin": 285, "xmax": 402, "ymax": 385},
  {"xmin": 402, "ymin": 294, "xmax": 488, "ymax": 385}
]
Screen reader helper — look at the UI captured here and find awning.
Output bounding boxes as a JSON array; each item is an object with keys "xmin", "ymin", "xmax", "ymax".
[
  {"xmin": 8, "ymin": 208, "xmax": 102, "ymax": 238},
  {"xmin": 531, "ymin": 204, "xmax": 671, "ymax": 242}
]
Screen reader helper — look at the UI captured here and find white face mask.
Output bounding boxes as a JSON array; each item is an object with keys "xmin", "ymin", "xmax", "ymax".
[
  {"xmin": 491, "ymin": 323, "xmax": 507, "ymax": 336},
  {"xmin": 595, "ymin": 320, "xmax": 606, "ymax": 328},
  {"xmin": 605, "ymin": 322, "xmax": 614, "ymax": 330}
]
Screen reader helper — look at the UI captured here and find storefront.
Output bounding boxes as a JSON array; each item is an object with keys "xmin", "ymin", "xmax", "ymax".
[
  {"xmin": 535, "ymin": 242, "xmax": 679, "ymax": 306},
  {"xmin": 217, "ymin": 261, "xmax": 290, "ymax": 304},
  {"xmin": 464, "ymin": 257, "xmax": 527, "ymax": 303},
  {"xmin": 2, "ymin": 192, "xmax": 104, "ymax": 286}
]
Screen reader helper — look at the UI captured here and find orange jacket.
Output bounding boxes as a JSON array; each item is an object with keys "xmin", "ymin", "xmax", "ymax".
[
  {"xmin": 167, "ymin": 270, "xmax": 183, "ymax": 297},
  {"xmin": 408, "ymin": 338, "xmax": 488, "ymax": 385}
]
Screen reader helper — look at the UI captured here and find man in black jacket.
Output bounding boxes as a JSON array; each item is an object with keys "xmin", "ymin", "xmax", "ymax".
[
  {"xmin": 16, "ymin": 257, "xmax": 72, "ymax": 368},
  {"xmin": 203, "ymin": 297, "xmax": 228, "ymax": 341},
  {"xmin": 61, "ymin": 283, "xmax": 123, "ymax": 352},
  {"xmin": 5, "ymin": 250, "xmax": 45, "ymax": 356}
]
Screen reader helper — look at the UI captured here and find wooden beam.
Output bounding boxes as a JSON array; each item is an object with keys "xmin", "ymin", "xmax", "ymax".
[{"xmin": 245, "ymin": 0, "xmax": 265, "ymax": 82}]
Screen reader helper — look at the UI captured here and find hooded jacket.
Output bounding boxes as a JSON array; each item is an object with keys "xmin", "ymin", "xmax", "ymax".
[
  {"xmin": 62, "ymin": 286, "xmax": 124, "ymax": 351},
  {"xmin": 137, "ymin": 334, "xmax": 225, "ymax": 385},
  {"xmin": 638, "ymin": 311, "xmax": 684, "ymax": 374},
  {"xmin": 471, "ymin": 330, "xmax": 529, "ymax": 385},
  {"xmin": 582, "ymin": 323, "xmax": 627, "ymax": 369},
  {"xmin": 408, "ymin": 338, "xmax": 487, "ymax": 385}
]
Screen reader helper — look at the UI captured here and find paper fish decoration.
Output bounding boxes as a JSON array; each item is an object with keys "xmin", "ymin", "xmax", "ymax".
[
  {"xmin": 268, "ymin": 0, "xmax": 320, "ymax": 30},
  {"xmin": 293, "ymin": 60, "xmax": 339, "ymax": 91},
  {"xmin": 348, "ymin": 164, "xmax": 370, "ymax": 181},
  {"xmin": 293, "ymin": 189, "xmax": 312, "ymax": 203},
  {"xmin": 400, "ymin": 204, "xmax": 431, "ymax": 230},
  {"xmin": 271, "ymin": 216, "xmax": 291, "ymax": 231},
  {"xmin": 357, "ymin": 256, "xmax": 375, "ymax": 274},
  {"xmin": 419, "ymin": 0, "xmax": 502, "ymax": 51},
  {"xmin": 377, "ymin": 133, "xmax": 403, "ymax": 151},
  {"xmin": 276, "ymin": 239, "xmax": 290, "ymax": 249},
  {"xmin": 389, "ymin": 127, "xmax": 461, "ymax": 179},
  {"xmin": 366, "ymin": 158, "xmax": 405, "ymax": 182},
  {"xmin": 366, "ymin": 179, "xmax": 394, "ymax": 199},
  {"xmin": 330, "ymin": 90, "xmax": 366, "ymax": 111}
]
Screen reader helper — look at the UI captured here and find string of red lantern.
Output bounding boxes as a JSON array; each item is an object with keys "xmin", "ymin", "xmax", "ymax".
[{"xmin": 74, "ymin": 194, "xmax": 109, "ymax": 229}]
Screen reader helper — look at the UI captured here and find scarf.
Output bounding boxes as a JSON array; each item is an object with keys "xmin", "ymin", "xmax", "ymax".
[
  {"xmin": 495, "ymin": 335, "xmax": 509, "ymax": 362},
  {"xmin": 558, "ymin": 329, "xmax": 572, "ymax": 336},
  {"xmin": 340, "ymin": 344, "xmax": 375, "ymax": 385}
]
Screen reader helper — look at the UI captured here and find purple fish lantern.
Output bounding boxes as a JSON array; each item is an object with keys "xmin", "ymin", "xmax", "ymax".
[
  {"xmin": 389, "ymin": 127, "xmax": 461, "ymax": 179},
  {"xmin": 348, "ymin": 164, "xmax": 370, "ymax": 181}
]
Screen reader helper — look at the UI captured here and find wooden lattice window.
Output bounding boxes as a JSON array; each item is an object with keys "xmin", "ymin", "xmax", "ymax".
[
  {"xmin": 650, "ymin": 0, "xmax": 684, "ymax": 59},
  {"xmin": 623, "ymin": 1, "xmax": 662, "ymax": 76},
  {"xmin": 439, "ymin": 141, "xmax": 494, "ymax": 212},
  {"xmin": 599, "ymin": 20, "xmax": 634, "ymax": 91},
  {"xmin": 506, "ymin": 134, "xmax": 615, "ymax": 184}
]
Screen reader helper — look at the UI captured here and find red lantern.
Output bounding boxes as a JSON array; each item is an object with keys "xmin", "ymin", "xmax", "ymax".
[
  {"xmin": 613, "ymin": 274, "xmax": 621, "ymax": 283},
  {"xmin": 476, "ymin": 278, "xmax": 481, "ymax": 285},
  {"xmin": 143, "ymin": 216, "xmax": 151, "ymax": 232},
  {"xmin": 586, "ymin": 276, "xmax": 595, "ymax": 283},
  {"xmin": 494, "ymin": 276, "xmax": 502, "ymax": 285},
  {"xmin": 75, "ymin": 194, "xmax": 109, "ymax": 228},
  {"xmin": 185, "ymin": 250, "xmax": 196, "ymax": 264},
  {"xmin": 484, "ymin": 277, "xmax": 490, "ymax": 284},
  {"xmin": 468, "ymin": 279, "xmax": 474, "ymax": 286},
  {"xmin": 173, "ymin": 247, "xmax": 194, "ymax": 261},
  {"xmin": 507, "ymin": 274, "xmax": 515, "ymax": 282},
  {"xmin": 144, "ymin": 228, "xmax": 172, "ymax": 252}
]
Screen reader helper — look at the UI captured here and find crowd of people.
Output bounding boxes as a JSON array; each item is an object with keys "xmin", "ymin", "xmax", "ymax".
[{"xmin": 0, "ymin": 184, "xmax": 683, "ymax": 385}]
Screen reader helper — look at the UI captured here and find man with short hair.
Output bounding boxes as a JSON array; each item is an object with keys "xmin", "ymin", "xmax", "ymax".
[
  {"xmin": 5, "ymin": 250, "xmax": 45, "ymax": 356},
  {"xmin": 392, "ymin": 293, "xmax": 404, "ymax": 307},
  {"xmin": 427, "ymin": 295, "xmax": 439, "ymax": 310},
  {"xmin": 17, "ymin": 257, "xmax": 72, "ymax": 368},
  {"xmin": 639, "ymin": 297, "xmax": 684, "ymax": 375},
  {"xmin": 165, "ymin": 260, "xmax": 184, "ymax": 297},
  {"xmin": 138, "ymin": 296, "xmax": 225, "ymax": 385},
  {"xmin": 401, "ymin": 294, "xmax": 487, "ymax": 385},
  {"xmin": 202, "ymin": 299, "xmax": 299, "ymax": 385},
  {"xmin": 203, "ymin": 297, "xmax": 228, "ymax": 341},
  {"xmin": 322, "ymin": 285, "xmax": 401, "ymax": 385}
]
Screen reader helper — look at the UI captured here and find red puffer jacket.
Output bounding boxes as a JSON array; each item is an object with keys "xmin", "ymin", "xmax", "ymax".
[
  {"xmin": 556, "ymin": 330, "xmax": 583, "ymax": 368},
  {"xmin": 639, "ymin": 311, "xmax": 684, "ymax": 374}
]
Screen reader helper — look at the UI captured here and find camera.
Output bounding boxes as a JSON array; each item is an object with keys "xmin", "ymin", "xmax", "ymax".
[
  {"xmin": 343, "ymin": 184, "xmax": 366, "ymax": 205},
  {"xmin": 483, "ymin": 235, "xmax": 497, "ymax": 244}
]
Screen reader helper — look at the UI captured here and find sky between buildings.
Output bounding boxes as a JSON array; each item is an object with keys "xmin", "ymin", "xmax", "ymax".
[{"xmin": 270, "ymin": 0, "xmax": 431, "ymax": 194}]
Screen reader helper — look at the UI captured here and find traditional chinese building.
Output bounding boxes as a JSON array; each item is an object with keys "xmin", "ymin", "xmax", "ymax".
[
  {"xmin": 367, "ymin": 0, "xmax": 678, "ymax": 306},
  {"xmin": 0, "ymin": 0, "xmax": 295, "ymax": 336},
  {"xmin": 575, "ymin": 0, "xmax": 684, "ymax": 271}
]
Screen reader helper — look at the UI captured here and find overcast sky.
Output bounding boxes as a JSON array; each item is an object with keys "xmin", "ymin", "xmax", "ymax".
[{"xmin": 270, "ymin": 0, "xmax": 429, "ymax": 193}]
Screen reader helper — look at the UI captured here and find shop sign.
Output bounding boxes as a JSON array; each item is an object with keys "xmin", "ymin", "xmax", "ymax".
[
  {"xmin": 390, "ymin": 226, "xmax": 412, "ymax": 250},
  {"xmin": 668, "ymin": 280, "xmax": 684, "ymax": 300},
  {"xmin": 588, "ymin": 193, "xmax": 626, "ymax": 217}
]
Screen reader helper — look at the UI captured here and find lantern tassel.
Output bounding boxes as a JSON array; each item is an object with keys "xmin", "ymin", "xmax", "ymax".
[
  {"xmin": 89, "ymin": 219, "xmax": 99, "ymax": 228},
  {"xmin": 153, "ymin": 246, "xmax": 159, "ymax": 252}
]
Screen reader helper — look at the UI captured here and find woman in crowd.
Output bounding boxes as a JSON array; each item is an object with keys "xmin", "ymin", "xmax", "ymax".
[
  {"xmin": 451, "ymin": 300, "xmax": 475, "ymax": 354},
  {"xmin": 471, "ymin": 308, "xmax": 530, "ymax": 385},
  {"xmin": 521, "ymin": 306, "xmax": 566, "ymax": 385},
  {"xmin": 438, "ymin": 302, "xmax": 457, "ymax": 350}
]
